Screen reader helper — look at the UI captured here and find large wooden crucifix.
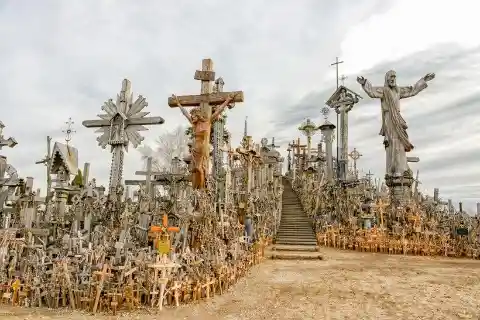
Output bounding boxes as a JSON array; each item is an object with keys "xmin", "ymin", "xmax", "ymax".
[
  {"xmin": 83, "ymin": 79, "xmax": 165, "ymax": 194},
  {"xmin": 168, "ymin": 58, "xmax": 244, "ymax": 189}
]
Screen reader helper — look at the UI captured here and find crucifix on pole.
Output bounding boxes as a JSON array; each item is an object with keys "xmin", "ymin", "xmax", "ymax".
[
  {"xmin": 83, "ymin": 79, "xmax": 165, "ymax": 195},
  {"xmin": 330, "ymin": 57, "xmax": 344, "ymax": 90},
  {"xmin": 330, "ymin": 57, "xmax": 344, "ymax": 180},
  {"xmin": 169, "ymin": 58, "xmax": 244, "ymax": 189}
]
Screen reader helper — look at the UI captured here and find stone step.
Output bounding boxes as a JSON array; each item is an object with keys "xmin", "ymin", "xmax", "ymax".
[
  {"xmin": 279, "ymin": 222, "xmax": 312, "ymax": 225},
  {"xmin": 276, "ymin": 240, "xmax": 318, "ymax": 246},
  {"xmin": 278, "ymin": 226, "xmax": 312, "ymax": 230},
  {"xmin": 277, "ymin": 230, "xmax": 315, "ymax": 235},
  {"xmin": 278, "ymin": 227, "xmax": 314, "ymax": 231},
  {"xmin": 277, "ymin": 237, "xmax": 317, "ymax": 242},
  {"xmin": 280, "ymin": 216, "xmax": 310, "ymax": 220},
  {"xmin": 270, "ymin": 252, "xmax": 324, "ymax": 260},
  {"xmin": 278, "ymin": 226, "xmax": 314, "ymax": 230},
  {"xmin": 273, "ymin": 244, "xmax": 319, "ymax": 252},
  {"xmin": 277, "ymin": 233, "xmax": 316, "ymax": 239},
  {"xmin": 277, "ymin": 231, "xmax": 315, "ymax": 236}
]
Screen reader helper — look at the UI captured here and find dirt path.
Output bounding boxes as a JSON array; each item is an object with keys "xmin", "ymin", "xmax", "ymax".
[{"xmin": 2, "ymin": 248, "xmax": 480, "ymax": 320}]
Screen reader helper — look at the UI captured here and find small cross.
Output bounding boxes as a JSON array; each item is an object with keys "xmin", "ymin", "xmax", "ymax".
[
  {"xmin": 349, "ymin": 148, "xmax": 362, "ymax": 178},
  {"xmin": 366, "ymin": 170, "xmax": 374, "ymax": 183},
  {"xmin": 349, "ymin": 147, "xmax": 362, "ymax": 161},
  {"xmin": 330, "ymin": 57, "xmax": 344, "ymax": 89},
  {"xmin": 62, "ymin": 117, "xmax": 76, "ymax": 144}
]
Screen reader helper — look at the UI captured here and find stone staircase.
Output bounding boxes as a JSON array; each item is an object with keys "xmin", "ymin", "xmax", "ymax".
[{"xmin": 270, "ymin": 178, "xmax": 323, "ymax": 260}]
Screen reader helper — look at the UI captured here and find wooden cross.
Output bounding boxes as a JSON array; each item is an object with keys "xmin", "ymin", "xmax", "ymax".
[
  {"xmin": 149, "ymin": 214, "xmax": 180, "ymax": 254},
  {"xmin": 92, "ymin": 263, "xmax": 113, "ymax": 314},
  {"xmin": 366, "ymin": 170, "xmax": 374, "ymax": 183},
  {"xmin": 147, "ymin": 255, "xmax": 179, "ymax": 310},
  {"xmin": 202, "ymin": 277, "xmax": 215, "ymax": 299},
  {"xmin": 236, "ymin": 136, "xmax": 261, "ymax": 193},
  {"xmin": 133, "ymin": 156, "xmax": 155, "ymax": 199},
  {"xmin": 168, "ymin": 58, "xmax": 244, "ymax": 189},
  {"xmin": 170, "ymin": 281, "xmax": 182, "ymax": 307},
  {"xmin": 82, "ymin": 79, "xmax": 165, "ymax": 194},
  {"xmin": 375, "ymin": 199, "xmax": 389, "ymax": 229},
  {"xmin": 0, "ymin": 121, "xmax": 17, "ymax": 151}
]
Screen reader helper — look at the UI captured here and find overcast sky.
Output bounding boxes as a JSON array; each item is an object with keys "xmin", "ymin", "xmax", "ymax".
[{"xmin": 1, "ymin": 0, "xmax": 479, "ymax": 212}]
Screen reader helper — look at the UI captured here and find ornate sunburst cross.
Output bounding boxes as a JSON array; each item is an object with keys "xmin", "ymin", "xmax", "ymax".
[{"xmin": 82, "ymin": 79, "xmax": 165, "ymax": 195}]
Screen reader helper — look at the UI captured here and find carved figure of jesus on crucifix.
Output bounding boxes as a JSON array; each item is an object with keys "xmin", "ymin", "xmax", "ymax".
[{"xmin": 169, "ymin": 59, "xmax": 244, "ymax": 189}]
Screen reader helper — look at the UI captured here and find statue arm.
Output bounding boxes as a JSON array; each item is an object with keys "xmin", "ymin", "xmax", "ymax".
[
  {"xmin": 399, "ymin": 78, "xmax": 428, "ymax": 99},
  {"xmin": 211, "ymin": 95, "xmax": 234, "ymax": 122},
  {"xmin": 179, "ymin": 105, "xmax": 193, "ymax": 124},
  {"xmin": 172, "ymin": 95, "xmax": 192, "ymax": 123},
  {"xmin": 361, "ymin": 80, "xmax": 383, "ymax": 99}
]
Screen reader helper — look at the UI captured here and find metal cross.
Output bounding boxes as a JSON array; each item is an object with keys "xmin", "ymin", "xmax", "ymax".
[
  {"xmin": 62, "ymin": 117, "xmax": 76, "ymax": 144},
  {"xmin": 330, "ymin": 57, "xmax": 344, "ymax": 89},
  {"xmin": 348, "ymin": 148, "xmax": 362, "ymax": 178},
  {"xmin": 321, "ymin": 106, "xmax": 330, "ymax": 121}
]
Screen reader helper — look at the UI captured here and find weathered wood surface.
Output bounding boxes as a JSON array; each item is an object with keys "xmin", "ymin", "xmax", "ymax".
[{"xmin": 167, "ymin": 91, "xmax": 244, "ymax": 107}]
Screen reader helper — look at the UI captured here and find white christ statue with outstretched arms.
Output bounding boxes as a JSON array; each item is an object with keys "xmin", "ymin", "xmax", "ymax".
[{"xmin": 357, "ymin": 70, "xmax": 435, "ymax": 177}]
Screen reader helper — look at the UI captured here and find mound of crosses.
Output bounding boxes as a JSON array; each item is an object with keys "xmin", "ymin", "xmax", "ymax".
[{"xmin": 0, "ymin": 57, "xmax": 284, "ymax": 315}]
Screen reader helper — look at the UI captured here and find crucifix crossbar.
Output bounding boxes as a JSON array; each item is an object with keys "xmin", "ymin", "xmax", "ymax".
[
  {"xmin": 168, "ymin": 59, "xmax": 244, "ymax": 114},
  {"xmin": 167, "ymin": 59, "xmax": 244, "ymax": 108}
]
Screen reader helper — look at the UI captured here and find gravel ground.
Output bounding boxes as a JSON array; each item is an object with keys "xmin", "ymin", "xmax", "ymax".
[{"xmin": 1, "ymin": 248, "xmax": 480, "ymax": 320}]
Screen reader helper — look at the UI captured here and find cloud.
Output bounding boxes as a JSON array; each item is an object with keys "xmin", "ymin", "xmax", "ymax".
[
  {"xmin": 272, "ymin": 44, "xmax": 480, "ymax": 213},
  {"xmin": 1, "ymin": 0, "xmax": 479, "ymax": 213}
]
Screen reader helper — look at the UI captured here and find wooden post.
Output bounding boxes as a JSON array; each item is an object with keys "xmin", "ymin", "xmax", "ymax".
[{"xmin": 92, "ymin": 263, "xmax": 113, "ymax": 314}]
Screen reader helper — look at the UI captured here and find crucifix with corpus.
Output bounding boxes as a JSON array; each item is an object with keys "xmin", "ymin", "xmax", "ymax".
[{"xmin": 169, "ymin": 58, "xmax": 244, "ymax": 189}]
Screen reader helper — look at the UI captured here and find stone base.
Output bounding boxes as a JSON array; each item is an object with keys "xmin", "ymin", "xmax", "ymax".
[{"xmin": 385, "ymin": 172, "xmax": 413, "ymax": 206}]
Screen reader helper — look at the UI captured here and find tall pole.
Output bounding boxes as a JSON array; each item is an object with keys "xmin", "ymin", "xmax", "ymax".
[{"xmin": 330, "ymin": 57, "xmax": 344, "ymax": 180}]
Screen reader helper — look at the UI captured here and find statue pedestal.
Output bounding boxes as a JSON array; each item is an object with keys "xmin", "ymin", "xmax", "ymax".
[{"xmin": 385, "ymin": 172, "xmax": 413, "ymax": 206}]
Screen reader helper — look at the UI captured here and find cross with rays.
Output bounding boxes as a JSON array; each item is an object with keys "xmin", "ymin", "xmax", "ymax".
[{"xmin": 62, "ymin": 117, "xmax": 75, "ymax": 145}]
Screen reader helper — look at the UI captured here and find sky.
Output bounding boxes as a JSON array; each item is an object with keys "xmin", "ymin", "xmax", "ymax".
[{"xmin": 1, "ymin": 0, "xmax": 479, "ymax": 213}]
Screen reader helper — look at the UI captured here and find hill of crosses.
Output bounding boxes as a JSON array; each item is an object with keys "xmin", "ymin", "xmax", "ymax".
[{"xmin": 0, "ymin": 58, "xmax": 479, "ymax": 318}]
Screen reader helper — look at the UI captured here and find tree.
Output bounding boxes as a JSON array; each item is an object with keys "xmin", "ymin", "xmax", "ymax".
[
  {"xmin": 71, "ymin": 169, "xmax": 83, "ymax": 187},
  {"xmin": 138, "ymin": 125, "xmax": 190, "ymax": 171}
]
